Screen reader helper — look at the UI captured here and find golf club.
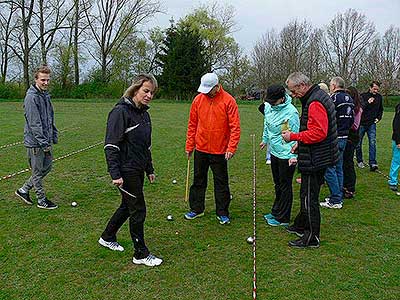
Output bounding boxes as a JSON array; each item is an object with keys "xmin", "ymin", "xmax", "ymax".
[{"xmin": 118, "ymin": 186, "xmax": 136, "ymax": 198}]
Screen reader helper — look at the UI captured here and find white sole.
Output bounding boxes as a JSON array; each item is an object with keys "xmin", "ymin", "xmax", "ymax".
[
  {"xmin": 98, "ymin": 238, "xmax": 124, "ymax": 251},
  {"xmin": 15, "ymin": 191, "xmax": 33, "ymax": 205},
  {"xmin": 132, "ymin": 257, "xmax": 162, "ymax": 267}
]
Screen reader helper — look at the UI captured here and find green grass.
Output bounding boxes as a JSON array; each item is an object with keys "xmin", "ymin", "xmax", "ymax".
[{"xmin": 0, "ymin": 101, "xmax": 399, "ymax": 300}]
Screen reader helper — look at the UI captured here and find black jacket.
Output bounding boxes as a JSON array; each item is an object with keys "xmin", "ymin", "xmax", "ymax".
[
  {"xmin": 104, "ymin": 97, "xmax": 154, "ymax": 179},
  {"xmin": 298, "ymin": 85, "xmax": 339, "ymax": 173},
  {"xmin": 330, "ymin": 89, "xmax": 354, "ymax": 138},
  {"xmin": 360, "ymin": 91, "xmax": 383, "ymax": 126},
  {"xmin": 392, "ymin": 103, "xmax": 400, "ymax": 145}
]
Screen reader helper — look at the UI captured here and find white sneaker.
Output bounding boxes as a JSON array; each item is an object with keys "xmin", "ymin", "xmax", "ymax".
[
  {"xmin": 320, "ymin": 201, "xmax": 343, "ymax": 209},
  {"xmin": 98, "ymin": 237, "xmax": 124, "ymax": 251},
  {"xmin": 266, "ymin": 159, "xmax": 271, "ymax": 165},
  {"xmin": 357, "ymin": 162, "xmax": 365, "ymax": 168},
  {"xmin": 132, "ymin": 254, "xmax": 163, "ymax": 267}
]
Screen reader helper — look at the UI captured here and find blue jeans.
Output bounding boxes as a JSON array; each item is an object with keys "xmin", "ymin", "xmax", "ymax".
[
  {"xmin": 266, "ymin": 144, "xmax": 271, "ymax": 161},
  {"xmin": 324, "ymin": 138, "xmax": 347, "ymax": 204},
  {"xmin": 389, "ymin": 141, "xmax": 400, "ymax": 186},
  {"xmin": 356, "ymin": 123, "xmax": 377, "ymax": 165}
]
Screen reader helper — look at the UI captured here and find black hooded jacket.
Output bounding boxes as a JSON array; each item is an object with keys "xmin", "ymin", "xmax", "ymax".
[{"xmin": 104, "ymin": 97, "xmax": 154, "ymax": 179}]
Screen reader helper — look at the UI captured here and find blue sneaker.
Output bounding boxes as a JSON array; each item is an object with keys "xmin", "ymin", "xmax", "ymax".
[
  {"xmin": 263, "ymin": 213, "xmax": 275, "ymax": 220},
  {"xmin": 267, "ymin": 218, "xmax": 289, "ymax": 227},
  {"xmin": 216, "ymin": 215, "xmax": 230, "ymax": 225},
  {"xmin": 184, "ymin": 211, "xmax": 204, "ymax": 220}
]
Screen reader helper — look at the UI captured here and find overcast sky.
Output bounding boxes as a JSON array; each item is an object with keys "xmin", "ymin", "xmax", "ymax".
[{"xmin": 146, "ymin": 0, "xmax": 400, "ymax": 53}]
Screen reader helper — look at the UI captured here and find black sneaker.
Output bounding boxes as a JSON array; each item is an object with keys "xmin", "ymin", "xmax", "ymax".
[
  {"xmin": 37, "ymin": 198, "xmax": 58, "ymax": 210},
  {"xmin": 370, "ymin": 164, "xmax": 378, "ymax": 172},
  {"xmin": 286, "ymin": 225, "xmax": 304, "ymax": 237},
  {"xmin": 288, "ymin": 236, "xmax": 320, "ymax": 249},
  {"xmin": 389, "ymin": 185, "xmax": 398, "ymax": 192},
  {"xmin": 15, "ymin": 190, "xmax": 33, "ymax": 205}
]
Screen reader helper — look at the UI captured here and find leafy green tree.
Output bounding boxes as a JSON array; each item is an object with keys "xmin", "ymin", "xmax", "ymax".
[
  {"xmin": 178, "ymin": 2, "xmax": 236, "ymax": 71},
  {"xmin": 158, "ymin": 23, "xmax": 207, "ymax": 100}
]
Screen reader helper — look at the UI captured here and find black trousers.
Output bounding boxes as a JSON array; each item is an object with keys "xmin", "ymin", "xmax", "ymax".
[
  {"xmin": 101, "ymin": 172, "xmax": 149, "ymax": 259},
  {"xmin": 343, "ymin": 140, "xmax": 356, "ymax": 193},
  {"xmin": 189, "ymin": 150, "xmax": 231, "ymax": 216},
  {"xmin": 292, "ymin": 169, "xmax": 326, "ymax": 241},
  {"xmin": 270, "ymin": 154, "xmax": 296, "ymax": 223}
]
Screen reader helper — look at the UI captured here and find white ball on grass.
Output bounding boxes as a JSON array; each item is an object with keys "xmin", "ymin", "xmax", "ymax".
[{"xmin": 246, "ymin": 236, "xmax": 254, "ymax": 244}]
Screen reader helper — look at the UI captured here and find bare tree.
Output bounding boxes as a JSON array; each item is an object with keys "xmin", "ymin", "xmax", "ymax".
[
  {"xmin": 304, "ymin": 28, "xmax": 328, "ymax": 83},
  {"xmin": 323, "ymin": 8, "xmax": 376, "ymax": 82},
  {"xmin": 280, "ymin": 20, "xmax": 313, "ymax": 76},
  {"xmin": 251, "ymin": 29, "xmax": 281, "ymax": 89},
  {"xmin": 6, "ymin": 0, "xmax": 74, "ymax": 88},
  {"xmin": 0, "ymin": 1, "xmax": 17, "ymax": 83},
  {"xmin": 82, "ymin": 0, "xmax": 161, "ymax": 82},
  {"xmin": 36, "ymin": 0, "xmax": 74, "ymax": 64},
  {"xmin": 379, "ymin": 26, "xmax": 400, "ymax": 98}
]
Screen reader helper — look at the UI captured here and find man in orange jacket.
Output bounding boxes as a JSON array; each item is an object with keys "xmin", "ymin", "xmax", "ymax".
[{"xmin": 184, "ymin": 73, "xmax": 241, "ymax": 225}]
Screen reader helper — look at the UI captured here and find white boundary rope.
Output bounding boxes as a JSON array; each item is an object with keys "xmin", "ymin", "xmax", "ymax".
[
  {"xmin": 251, "ymin": 133, "xmax": 257, "ymax": 300},
  {"xmin": 0, "ymin": 141, "xmax": 102, "ymax": 182},
  {"xmin": 0, "ymin": 126, "xmax": 81, "ymax": 150}
]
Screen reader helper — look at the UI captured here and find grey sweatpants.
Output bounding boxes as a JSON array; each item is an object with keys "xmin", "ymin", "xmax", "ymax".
[{"xmin": 21, "ymin": 147, "xmax": 53, "ymax": 202}]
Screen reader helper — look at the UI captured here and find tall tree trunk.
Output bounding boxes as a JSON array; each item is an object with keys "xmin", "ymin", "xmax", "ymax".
[
  {"xmin": 39, "ymin": 0, "xmax": 47, "ymax": 64},
  {"xmin": 73, "ymin": 0, "xmax": 79, "ymax": 85}
]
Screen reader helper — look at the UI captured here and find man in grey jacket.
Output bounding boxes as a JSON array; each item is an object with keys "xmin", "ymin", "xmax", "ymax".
[{"xmin": 15, "ymin": 65, "xmax": 58, "ymax": 209}]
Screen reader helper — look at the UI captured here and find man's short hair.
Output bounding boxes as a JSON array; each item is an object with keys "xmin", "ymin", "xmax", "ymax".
[
  {"xmin": 286, "ymin": 72, "xmax": 311, "ymax": 86},
  {"xmin": 370, "ymin": 80, "xmax": 381, "ymax": 87},
  {"xmin": 330, "ymin": 77, "xmax": 345, "ymax": 89},
  {"xmin": 34, "ymin": 65, "xmax": 51, "ymax": 79}
]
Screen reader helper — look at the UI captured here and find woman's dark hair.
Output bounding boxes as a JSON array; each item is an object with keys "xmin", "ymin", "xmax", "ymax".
[{"xmin": 346, "ymin": 86, "xmax": 361, "ymax": 113}]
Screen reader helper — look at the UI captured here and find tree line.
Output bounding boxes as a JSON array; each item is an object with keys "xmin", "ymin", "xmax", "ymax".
[{"xmin": 0, "ymin": 1, "xmax": 399, "ymax": 100}]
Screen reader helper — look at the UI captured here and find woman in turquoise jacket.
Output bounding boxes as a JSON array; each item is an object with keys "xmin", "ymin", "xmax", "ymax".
[{"xmin": 259, "ymin": 84, "xmax": 300, "ymax": 226}]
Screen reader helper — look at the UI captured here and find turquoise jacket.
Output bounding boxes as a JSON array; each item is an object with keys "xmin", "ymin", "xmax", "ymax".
[{"xmin": 262, "ymin": 94, "xmax": 299, "ymax": 159}]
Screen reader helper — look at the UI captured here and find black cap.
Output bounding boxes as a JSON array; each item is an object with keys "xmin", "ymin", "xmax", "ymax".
[{"xmin": 265, "ymin": 84, "xmax": 286, "ymax": 104}]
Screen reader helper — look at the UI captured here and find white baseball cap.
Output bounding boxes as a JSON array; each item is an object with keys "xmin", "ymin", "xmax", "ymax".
[{"xmin": 197, "ymin": 73, "xmax": 219, "ymax": 94}]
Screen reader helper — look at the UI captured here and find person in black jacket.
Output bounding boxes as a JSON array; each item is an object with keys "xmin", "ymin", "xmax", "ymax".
[
  {"xmin": 355, "ymin": 81, "xmax": 383, "ymax": 171},
  {"xmin": 98, "ymin": 74, "xmax": 162, "ymax": 267},
  {"xmin": 282, "ymin": 72, "xmax": 339, "ymax": 248},
  {"xmin": 388, "ymin": 103, "xmax": 400, "ymax": 191},
  {"xmin": 320, "ymin": 77, "xmax": 354, "ymax": 209}
]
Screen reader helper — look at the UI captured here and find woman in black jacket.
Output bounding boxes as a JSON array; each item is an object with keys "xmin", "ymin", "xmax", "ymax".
[{"xmin": 98, "ymin": 74, "xmax": 162, "ymax": 267}]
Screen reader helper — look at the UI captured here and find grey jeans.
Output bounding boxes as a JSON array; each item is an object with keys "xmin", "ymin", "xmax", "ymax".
[{"xmin": 21, "ymin": 147, "xmax": 53, "ymax": 202}]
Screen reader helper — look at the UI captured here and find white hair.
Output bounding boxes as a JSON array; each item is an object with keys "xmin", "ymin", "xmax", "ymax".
[{"xmin": 286, "ymin": 72, "xmax": 311, "ymax": 86}]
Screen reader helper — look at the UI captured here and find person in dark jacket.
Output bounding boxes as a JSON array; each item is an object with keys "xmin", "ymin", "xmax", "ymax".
[
  {"xmin": 343, "ymin": 87, "xmax": 363, "ymax": 198},
  {"xmin": 15, "ymin": 65, "xmax": 58, "ymax": 210},
  {"xmin": 282, "ymin": 72, "xmax": 339, "ymax": 248},
  {"xmin": 388, "ymin": 103, "xmax": 400, "ymax": 191},
  {"xmin": 98, "ymin": 74, "xmax": 162, "ymax": 267},
  {"xmin": 320, "ymin": 77, "xmax": 354, "ymax": 209},
  {"xmin": 356, "ymin": 81, "xmax": 383, "ymax": 171}
]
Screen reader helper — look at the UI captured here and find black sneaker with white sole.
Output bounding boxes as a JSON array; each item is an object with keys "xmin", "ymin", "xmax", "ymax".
[
  {"xmin": 15, "ymin": 190, "xmax": 33, "ymax": 205},
  {"xmin": 37, "ymin": 198, "xmax": 58, "ymax": 210},
  {"xmin": 286, "ymin": 225, "xmax": 304, "ymax": 237},
  {"xmin": 288, "ymin": 236, "xmax": 320, "ymax": 249}
]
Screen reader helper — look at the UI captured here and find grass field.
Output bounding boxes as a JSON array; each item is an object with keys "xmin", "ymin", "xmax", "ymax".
[{"xmin": 0, "ymin": 100, "xmax": 399, "ymax": 300}]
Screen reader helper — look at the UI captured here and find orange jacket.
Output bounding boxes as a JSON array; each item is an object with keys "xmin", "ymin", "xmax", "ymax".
[{"xmin": 186, "ymin": 86, "xmax": 241, "ymax": 154}]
